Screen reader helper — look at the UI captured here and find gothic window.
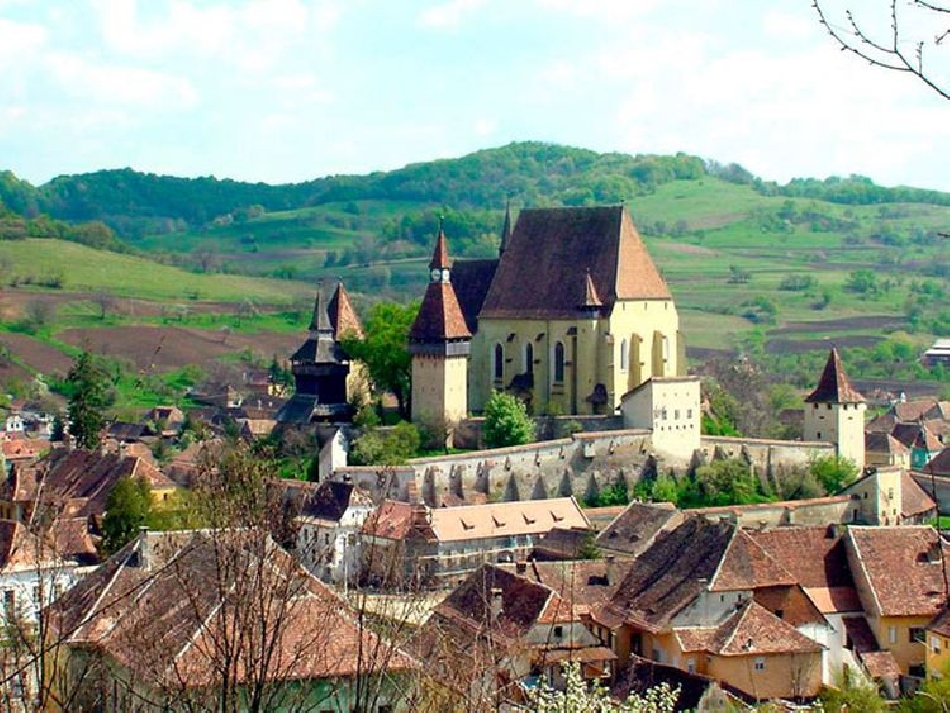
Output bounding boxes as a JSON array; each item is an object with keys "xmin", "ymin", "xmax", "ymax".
[
  {"xmin": 524, "ymin": 343, "xmax": 534, "ymax": 374},
  {"xmin": 493, "ymin": 343, "xmax": 504, "ymax": 380},
  {"xmin": 620, "ymin": 338, "xmax": 629, "ymax": 371},
  {"xmin": 554, "ymin": 342, "xmax": 565, "ymax": 383}
]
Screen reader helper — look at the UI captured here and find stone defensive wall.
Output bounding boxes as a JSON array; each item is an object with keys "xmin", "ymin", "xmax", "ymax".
[
  {"xmin": 698, "ymin": 436, "xmax": 836, "ymax": 473},
  {"xmin": 689, "ymin": 495, "xmax": 852, "ymax": 528}
]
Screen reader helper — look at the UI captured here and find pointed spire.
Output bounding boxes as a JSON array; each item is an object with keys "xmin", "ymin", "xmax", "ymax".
[
  {"xmin": 805, "ymin": 347, "xmax": 865, "ymax": 404},
  {"xmin": 579, "ymin": 267, "xmax": 603, "ymax": 309},
  {"xmin": 327, "ymin": 279, "xmax": 364, "ymax": 339},
  {"xmin": 308, "ymin": 279, "xmax": 332, "ymax": 334},
  {"xmin": 429, "ymin": 216, "xmax": 451, "ymax": 271},
  {"xmin": 499, "ymin": 197, "xmax": 512, "ymax": 256}
]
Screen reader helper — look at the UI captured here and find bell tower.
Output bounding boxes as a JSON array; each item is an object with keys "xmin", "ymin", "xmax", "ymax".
[{"xmin": 409, "ymin": 220, "xmax": 472, "ymax": 432}]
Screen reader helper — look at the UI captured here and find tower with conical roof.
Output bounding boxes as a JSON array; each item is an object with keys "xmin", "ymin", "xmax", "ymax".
[
  {"xmin": 804, "ymin": 347, "xmax": 866, "ymax": 470},
  {"xmin": 276, "ymin": 279, "xmax": 355, "ymax": 424},
  {"xmin": 409, "ymin": 221, "xmax": 472, "ymax": 433}
]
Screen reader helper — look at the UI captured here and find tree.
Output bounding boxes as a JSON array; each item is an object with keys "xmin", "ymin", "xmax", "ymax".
[
  {"xmin": 65, "ymin": 351, "xmax": 107, "ymax": 449},
  {"xmin": 349, "ymin": 421, "xmax": 422, "ymax": 466},
  {"xmin": 339, "ymin": 302, "xmax": 419, "ymax": 420},
  {"xmin": 810, "ymin": 454, "xmax": 860, "ymax": 493},
  {"xmin": 813, "ymin": 0, "xmax": 950, "ymax": 101},
  {"xmin": 100, "ymin": 476, "xmax": 152, "ymax": 555},
  {"xmin": 820, "ymin": 669, "xmax": 886, "ymax": 712},
  {"xmin": 483, "ymin": 391, "xmax": 535, "ymax": 448},
  {"xmin": 525, "ymin": 662, "xmax": 678, "ymax": 712}
]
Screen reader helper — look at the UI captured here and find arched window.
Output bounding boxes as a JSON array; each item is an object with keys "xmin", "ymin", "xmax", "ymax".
[
  {"xmin": 620, "ymin": 338, "xmax": 629, "ymax": 371},
  {"xmin": 554, "ymin": 342, "xmax": 565, "ymax": 383},
  {"xmin": 524, "ymin": 343, "xmax": 534, "ymax": 374},
  {"xmin": 493, "ymin": 343, "xmax": 504, "ymax": 381}
]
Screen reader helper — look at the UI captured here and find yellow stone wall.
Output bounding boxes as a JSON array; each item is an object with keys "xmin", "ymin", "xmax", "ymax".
[
  {"xmin": 707, "ymin": 651, "xmax": 823, "ymax": 700},
  {"xmin": 926, "ymin": 631, "xmax": 950, "ymax": 677},
  {"xmin": 871, "ymin": 615, "xmax": 931, "ymax": 675},
  {"xmin": 469, "ymin": 299, "xmax": 680, "ymax": 415},
  {"xmin": 411, "ymin": 353, "xmax": 469, "ymax": 425}
]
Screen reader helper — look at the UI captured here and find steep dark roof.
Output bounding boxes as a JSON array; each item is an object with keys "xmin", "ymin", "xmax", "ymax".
[
  {"xmin": 608, "ymin": 517, "xmax": 735, "ymax": 632},
  {"xmin": 865, "ymin": 431, "xmax": 909, "ymax": 455},
  {"xmin": 805, "ymin": 347, "xmax": 865, "ymax": 404},
  {"xmin": 327, "ymin": 281, "xmax": 363, "ymax": 339},
  {"xmin": 437, "ymin": 564, "xmax": 553, "ymax": 634},
  {"xmin": 480, "ymin": 205, "xmax": 671, "ymax": 320},
  {"xmin": 596, "ymin": 502, "xmax": 682, "ymax": 556},
  {"xmin": 499, "ymin": 199, "xmax": 512, "ymax": 255},
  {"xmin": 450, "ymin": 258, "xmax": 498, "ymax": 333},
  {"xmin": 410, "ymin": 230, "xmax": 471, "ymax": 343},
  {"xmin": 299, "ymin": 481, "xmax": 372, "ymax": 522},
  {"xmin": 294, "ymin": 281, "xmax": 346, "ymax": 364},
  {"xmin": 924, "ymin": 446, "xmax": 950, "ymax": 475},
  {"xmin": 893, "ymin": 423, "xmax": 942, "ymax": 451},
  {"xmin": 430, "ymin": 225, "xmax": 451, "ymax": 270}
]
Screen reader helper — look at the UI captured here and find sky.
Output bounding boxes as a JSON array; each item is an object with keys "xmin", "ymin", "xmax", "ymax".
[{"xmin": 1, "ymin": 0, "xmax": 948, "ymax": 190}]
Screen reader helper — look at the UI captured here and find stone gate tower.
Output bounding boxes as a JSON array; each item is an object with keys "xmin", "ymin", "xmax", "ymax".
[{"xmin": 804, "ymin": 347, "xmax": 866, "ymax": 471}]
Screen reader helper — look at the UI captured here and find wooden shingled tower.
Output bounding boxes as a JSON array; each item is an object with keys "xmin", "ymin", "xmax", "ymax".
[{"xmin": 409, "ymin": 221, "xmax": 472, "ymax": 438}]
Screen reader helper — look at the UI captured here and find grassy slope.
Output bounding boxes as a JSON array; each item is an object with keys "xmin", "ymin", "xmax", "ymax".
[{"xmin": 0, "ymin": 239, "xmax": 311, "ymax": 303}]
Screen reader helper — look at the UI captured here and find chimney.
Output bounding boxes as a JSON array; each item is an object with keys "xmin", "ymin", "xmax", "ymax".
[
  {"xmin": 490, "ymin": 586, "xmax": 503, "ymax": 622},
  {"xmin": 515, "ymin": 561, "xmax": 526, "ymax": 575},
  {"xmin": 928, "ymin": 541, "xmax": 943, "ymax": 564},
  {"xmin": 605, "ymin": 554, "xmax": 616, "ymax": 585},
  {"xmin": 137, "ymin": 526, "xmax": 151, "ymax": 570}
]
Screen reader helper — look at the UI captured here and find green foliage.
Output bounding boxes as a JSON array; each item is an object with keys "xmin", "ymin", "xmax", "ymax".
[
  {"xmin": 809, "ymin": 455, "xmax": 859, "ymax": 494},
  {"xmin": 483, "ymin": 391, "xmax": 535, "ymax": 448},
  {"xmin": 896, "ymin": 661, "xmax": 950, "ymax": 711},
  {"xmin": 101, "ymin": 476, "xmax": 152, "ymax": 555},
  {"xmin": 650, "ymin": 473, "xmax": 680, "ymax": 504},
  {"xmin": 65, "ymin": 351, "xmax": 108, "ymax": 449},
  {"xmin": 340, "ymin": 301, "xmax": 418, "ymax": 419},
  {"xmin": 819, "ymin": 670, "xmax": 885, "ymax": 713},
  {"xmin": 681, "ymin": 458, "xmax": 773, "ymax": 508},
  {"xmin": 349, "ymin": 421, "xmax": 422, "ymax": 466}
]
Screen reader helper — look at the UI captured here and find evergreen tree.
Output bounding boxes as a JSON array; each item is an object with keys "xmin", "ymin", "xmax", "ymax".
[
  {"xmin": 66, "ymin": 351, "xmax": 107, "ymax": 449},
  {"xmin": 101, "ymin": 476, "xmax": 152, "ymax": 555}
]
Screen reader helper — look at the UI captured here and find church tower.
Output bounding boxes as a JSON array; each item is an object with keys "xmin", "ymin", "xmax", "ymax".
[
  {"xmin": 409, "ymin": 221, "xmax": 472, "ymax": 431},
  {"xmin": 804, "ymin": 347, "xmax": 866, "ymax": 470}
]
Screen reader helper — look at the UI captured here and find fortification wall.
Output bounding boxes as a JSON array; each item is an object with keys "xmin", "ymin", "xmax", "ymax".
[
  {"xmin": 690, "ymin": 496, "xmax": 851, "ymax": 528},
  {"xmin": 699, "ymin": 436, "xmax": 836, "ymax": 472},
  {"xmin": 453, "ymin": 414, "xmax": 624, "ymax": 450}
]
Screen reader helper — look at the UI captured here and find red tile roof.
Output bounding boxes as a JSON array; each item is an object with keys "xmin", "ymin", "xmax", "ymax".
[
  {"xmin": 805, "ymin": 347, "xmax": 864, "ymax": 404},
  {"xmin": 429, "ymin": 226, "xmax": 451, "ymax": 270},
  {"xmin": 846, "ymin": 526, "xmax": 948, "ymax": 618},
  {"xmin": 710, "ymin": 529, "xmax": 796, "ymax": 592},
  {"xmin": 409, "ymin": 282, "xmax": 471, "ymax": 343},
  {"xmin": 709, "ymin": 600, "xmax": 822, "ymax": 656},
  {"xmin": 860, "ymin": 651, "xmax": 901, "ymax": 680},
  {"xmin": 328, "ymin": 280, "xmax": 364, "ymax": 339},
  {"xmin": 50, "ymin": 530, "xmax": 414, "ymax": 688},
  {"xmin": 902, "ymin": 471, "xmax": 937, "ymax": 519}
]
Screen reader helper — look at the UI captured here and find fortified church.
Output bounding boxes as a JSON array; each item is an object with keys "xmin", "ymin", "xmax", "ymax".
[{"xmin": 409, "ymin": 203, "xmax": 686, "ymax": 426}]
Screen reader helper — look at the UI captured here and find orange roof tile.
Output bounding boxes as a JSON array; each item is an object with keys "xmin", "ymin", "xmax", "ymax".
[{"xmin": 805, "ymin": 347, "xmax": 864, "ymax": 404}]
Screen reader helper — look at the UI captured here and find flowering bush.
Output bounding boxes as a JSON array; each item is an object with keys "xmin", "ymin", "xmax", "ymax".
[{"xmin": 524, "ymin": 663, "xmax": 679, "ymax": 713}]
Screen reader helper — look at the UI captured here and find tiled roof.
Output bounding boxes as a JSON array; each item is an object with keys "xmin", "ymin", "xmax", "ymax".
[
  {"xmin": 512, "ymin": 560, "xmax": 623, "ymax": 616},
  {"xmin": 408, "ymin": 282, "xmax": 471, "ymax": 342},
  {"xmin": 708, "ymin": 600, "xmax": 822, "ymax": 656},
  {"xmin": 595, "ymin": 501, "xmax": 682, "ymax": 557},
  {"xmin": 613, "ymin": 658, "xmax": 722, "ymax": 712},
  {"xmin": 674, "ymin": 628, "xmax": 718, "ymax": 653},
  {"xmin": 865, "ymin": 431, "xmax": 909, "ymax": 455},
  {"xmin": 928, "ymin": 604, "xmax": 950, "ymax": 638},
  {"xmin": 860, "ymin": 651, "xmax": 901, "ymax": 680},
  {"xmin": 842, "ymin": 616, "xmax": 879, "ymax": 653},
  {"xmin": 893, "ymin": 399, "xmax": 939, "ymax": 422},
  {"xmin": 608, "ymin": 517, "xmax": 735, "ymax": 632},
  {"xmin": 710, "ymin": 529, "xmax": 796, "ymax": 592},
  {"xmin": 805, "ymin": 347, "xmax": 864, "ymax": 404},
  {"xmin": 750, "ymin": 526, "xmax": 856, "ymax": 589},
  {"xmin": 1, "ymin": 438, "xmax": 45, "ymax": 460},
  {"xmin": 429, "ymin": 498, "xmax": 589, "ymax": 543},
  {"xmin": 479, "ymin": 205, "xmax": 671, "ymax": 320},
  {"xmin": 450, "ymin": 258, "xmax": 498, "ymax": 333},
  {"xmin": 0, "ymin": 519, "xmax": 54, "ymax": 570},
  {"xmin": 846, "ymin": 526, "xmax": 948, "ymax": 618},
  {"xmin": 893, "ymin": 423, "xmax": 942, "ymax": 451},
  {"xmin": 866, "ymin": 413, "xmax": 899, "ymax": 434},
  {"xmin": 429, "ymin": 226, "xmax": 451, "ymax": 270},
  {"xmin": 752, "ymin": 584, "xmax": 826, "ymax": 627},
  {"xmin": 361, "ymin": 500, "xmax": 436, "ymax": 541},
  {"xmin": 327, "ymin": 280, "xmax": 363, "ymax": 339},
  {"xmin": 49, "ymin": 530, "xmax": 414, "ymax": 688},
  {"xmin": 924, "ymin": 446, "xmax": 950, "ymax": 475},
  {"xmin": 901, "ymin": 471, "xmax": 937, "ymax": 518}
]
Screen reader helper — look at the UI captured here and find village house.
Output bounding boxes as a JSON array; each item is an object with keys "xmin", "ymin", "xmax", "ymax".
[
  {"xmin": 595, "ymin": 501, "xmax": 683, "ymax": 559},
  {"xmin": 46, "ymin": 528, "xmax": 416, "ymax": 712},
  {"xmin": 294, "ymin": 479, "xmax": 375, "ymax": 586},
  {"xmin": 1, "ymin": 438, "xmax": 45, "ymax": 476},
  {"xmin": 892, "ymin": 423, "xmax": 943, "ymax": 470},
  {"xmin": 865, "ymin": 432, "xmax": 912, "ymax": 470},
  {"xmin": 413, "ymin": 563, "xmax": 614, "ymax": 707},
  {"xmin": 840, "ymin": 467, "xmax": 937, "ymax": 525},
  {"xmin": 844, "ymin": 526, "xmax": 948, "ymax": 685},
  {"xmin": 360, "ymin": 497, "xmax": 590, "ymax": 588},
  {"xmin": 0, "ymin": 519, "xmax": 80, "ymax": 711}
]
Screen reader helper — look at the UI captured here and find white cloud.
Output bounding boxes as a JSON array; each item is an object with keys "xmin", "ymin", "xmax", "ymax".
[
  {"xmin": 473, "ymin": 118, "xmax": 496, "ymax": 136},
  {"xmin": 45, "ymin": 53, "xmax": 199, "ymax": 110},
  {"xmin": 418, "ymin": 0, "xmax": 486, "ymax": 29},
  {"xmin": 0, "ymin": 17, "xmax": 47, "ymax": 69}
]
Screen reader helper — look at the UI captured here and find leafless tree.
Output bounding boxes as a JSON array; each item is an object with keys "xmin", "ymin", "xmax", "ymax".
[
  {"xmin": 92, "ymin": 292, "xmax": 115, "ymax": 321},
  {"xmin": 22, "ymin": 300, "xmax": 54, "ymax": 329},
  {"xmin": 813, "ymin": 0, "xmax": 950, "ymax": 100}
]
